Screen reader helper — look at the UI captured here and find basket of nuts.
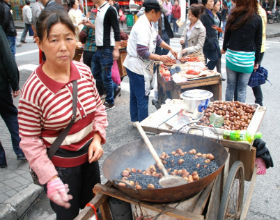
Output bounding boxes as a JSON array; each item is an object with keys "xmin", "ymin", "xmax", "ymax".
[{"xmin": 196, "ymin": 101, "xmax": 259, "ymax": 133}]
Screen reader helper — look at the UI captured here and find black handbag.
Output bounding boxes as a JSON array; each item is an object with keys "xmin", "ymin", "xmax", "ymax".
[
  {"xmin": 248, "ymin": 66, "xmax": 269, "ymax": 88},
  {"xmin": 30, "ymin": 80, "xmax": 78, "ymax": 186}
]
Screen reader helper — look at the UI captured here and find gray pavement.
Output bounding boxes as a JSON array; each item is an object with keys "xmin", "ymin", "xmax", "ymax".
[{"xmin": 0, "ymin": 21, "xmax": 280, "ymax": 220}]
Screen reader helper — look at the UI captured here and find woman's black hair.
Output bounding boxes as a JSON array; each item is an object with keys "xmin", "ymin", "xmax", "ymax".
[
  {"xmin": 36, "ymin": 10, "xmax": 75, "ymax": 41},
  {"xmin": 143, "ymin": 1, "xmax": 161, "ymax": 13},
  {"xmin": 68, "ymin": 0, "xmax": 76, "ymax": 10},
  {"xmin": 189, "ymin": 4, "xmax": 205, "ymax": 18}
]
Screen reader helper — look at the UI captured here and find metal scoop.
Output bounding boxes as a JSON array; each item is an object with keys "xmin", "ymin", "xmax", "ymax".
[{"xmin": 135, "ymin": 122, "xmax": 186, "ymax": 188}]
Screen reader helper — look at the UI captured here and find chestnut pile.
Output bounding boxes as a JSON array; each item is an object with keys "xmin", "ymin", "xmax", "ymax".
[
  {"xmin": 199, "ymin": 101, "xmax": 256, "ymax": 130},
  {"xmin": 117, "ymin": 148, "xmax": 218, "ymax": 190}
]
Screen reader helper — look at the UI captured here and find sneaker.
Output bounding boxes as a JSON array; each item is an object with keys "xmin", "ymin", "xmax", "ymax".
[
  {"xmin": 17, "ymin": 154, "xmax": 26, "ymax": 161},
  {"xmin": 104, "ymin": 102, "xmax": 115, "ymax": 111},
  {"xmin": 114, "ymin": 86, "xmax": 121, "ymax": 99},
  {"xmin": 20, "ymin": 40, "xmax": 27, "ymax": 43},
  {"xmin": 131, "ymin": 121, "xmax": 139, "ymax": 128}
]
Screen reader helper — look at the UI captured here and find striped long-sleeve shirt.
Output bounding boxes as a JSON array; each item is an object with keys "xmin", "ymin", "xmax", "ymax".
[{"xmin": 18, "ymin": 61, "xmax": 108, "ymax": 184}]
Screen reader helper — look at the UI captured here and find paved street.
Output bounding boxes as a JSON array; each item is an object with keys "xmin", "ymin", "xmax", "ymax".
[{"xmin": 1, "ymin": 30, "xmax": 280, "ymax": 220}]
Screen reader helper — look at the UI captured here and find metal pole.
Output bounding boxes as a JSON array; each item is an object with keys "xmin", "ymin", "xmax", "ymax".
[{"xmin": 85, "ymin": 0, "xmax": 88, "ymax": 14}]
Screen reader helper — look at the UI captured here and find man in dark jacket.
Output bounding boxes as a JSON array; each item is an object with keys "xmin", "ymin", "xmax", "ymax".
[
  {"xmin": 200, "ymin": 0, "xmax": 221, "ymax": 70},
  {"xmin": 0, "ymin": 25, "xmax": 26, "ymax": 168},
  {"xmin": 0, "ymin": 0, "xmax": 17, "ymax": 56}
]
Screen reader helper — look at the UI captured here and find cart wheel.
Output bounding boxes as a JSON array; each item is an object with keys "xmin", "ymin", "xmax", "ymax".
[{"xmin": 218, "ymin": 161, "xmax": 245, "ymax": 220}]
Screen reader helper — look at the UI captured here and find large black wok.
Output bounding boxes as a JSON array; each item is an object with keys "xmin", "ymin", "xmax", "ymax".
[{"xmin": 103, "ymin": 134, "xmax": 228, "ymax": 203}]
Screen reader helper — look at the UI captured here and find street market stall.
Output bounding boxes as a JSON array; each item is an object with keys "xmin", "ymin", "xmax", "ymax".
[
  {"xmin": 75, "ymin": 96, "xmax": 266, "ymax": 220},
  {"xmin": 156, "ymin": 58, "xmax": 222, "ymax": 108}
]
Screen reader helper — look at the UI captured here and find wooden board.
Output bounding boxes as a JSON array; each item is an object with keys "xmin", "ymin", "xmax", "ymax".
[
  {"xmin": 157, "ymin": 70, "xmax": 222, "ymax": 106},
  {"xmin": 93, "ymin": 184, "xmax": 205, "ymax": 220}
]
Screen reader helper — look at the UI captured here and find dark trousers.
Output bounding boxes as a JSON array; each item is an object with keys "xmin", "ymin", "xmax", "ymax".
[
  {"xmin": 92, "ymin": 48, "xmax": 114, "ymax": 104},
  {"xmin": 6, "ymin": 35, "xmax": 16, "ymax": 57},
  {"xmin": 82, "ymin": 50, "xmax": 95, "ymax": 69},
  {"xmin": 20, "ymin": 23, "xmax": 32, "ymax": 42},
  {"xmin": 252, "ymin": 52, "xmax": 264, "ymax": 106},
  {"xmin": 126, "ymin": 68, "xmax": 149, "ymax": 122},
  {"xmin": 155, "ymin": 30, "xmax": 170, "ymax": 56},
  {"xmin": 50, "ymin": 161, "xmax": 101, "ymax": 220},
  {"xmin": 0, "ymin": 88, "xmax": 24, "ymax": 161},
  {"xmin": 203, "ymin": 47, "xmax": 219, "ymax": 70},
  {"xmin": 172, "ymin": 17, "xmax": 179, "ymax": 33}
]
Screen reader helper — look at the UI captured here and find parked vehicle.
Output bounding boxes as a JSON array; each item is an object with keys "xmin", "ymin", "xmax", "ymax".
[{"xmin": 267, "ymin": 8, "xmax": 280, "ymax": 24}]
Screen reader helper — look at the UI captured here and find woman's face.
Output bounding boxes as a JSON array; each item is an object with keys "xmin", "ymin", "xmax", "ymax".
[
  {"xmin": 188, "ymin": 10, "xmax": 198, "ymax": 24},
  {"xmin": 73, "ymin": 0, "xmax": 79, "ymax": 9},
  {"xmin": 206, "ymin": 0, "xmax": 214, "ymax": 10},
  {"xmin": 213, "ymin": 1, "xmax": 221, "ymax": 12},
  {"xmin": 38, "ymin": 23, "xmax": 76, "ymax": 67},
  {"xmin": 151, "ymin": 10, "xmax": 162, "ymax": 23}
]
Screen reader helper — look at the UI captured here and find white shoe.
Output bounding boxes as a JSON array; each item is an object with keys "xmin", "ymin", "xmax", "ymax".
[{"xmin": 132, "ymin": 121, "xmax": 139, "ymax": 127}]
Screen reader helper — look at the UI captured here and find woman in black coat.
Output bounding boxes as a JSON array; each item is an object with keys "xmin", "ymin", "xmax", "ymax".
[{"xmin": 200, "ymin": 0, "xmax": 221, "ymax": 70}]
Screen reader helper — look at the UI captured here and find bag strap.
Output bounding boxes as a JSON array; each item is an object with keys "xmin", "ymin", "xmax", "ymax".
[{"xmin": 47, "ymin": 80, "xmax": 78, "ymax": 159}]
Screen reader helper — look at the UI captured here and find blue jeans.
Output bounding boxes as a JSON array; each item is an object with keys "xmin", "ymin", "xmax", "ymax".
[
  {"xmin": 225, "ymin": 67, "xmax": 251, "ymax": 103},
  {"xmin": 0, "ymin": 88, "xmax": 24, "ymax": 158},
  {"xmin": 126, "ymin": 68, "xmax": 149, "ymax": 122},
  {"xmin": 20, "ymin": 23, "xmax": 31, "ymax": 42},
  {"xmin": 6, "ymin": 35, "xmax": 16, "ymax": 57},
  {"xmin": 92, "ymin": 48, "xmax": 114, "ymax": 104},
  {"xmin": 172, "ymin": 17, "xmax": 179, "ymax": 33}
]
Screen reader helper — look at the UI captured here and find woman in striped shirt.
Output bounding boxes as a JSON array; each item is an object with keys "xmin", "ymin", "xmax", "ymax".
[
  {"xmin": 18, "ymin": 10, "xmax": 107, "ymax": 219},
  {"xmin": 222, "ymin": 0, "xmax": 262, "ymax": 102}
]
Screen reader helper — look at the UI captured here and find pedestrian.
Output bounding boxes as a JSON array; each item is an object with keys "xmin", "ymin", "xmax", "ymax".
[
  {"xmin": 222, "ymin": 0, "xmax": 262, "ymax": 103},
  {"xmin": 123, "ymin": 0, "xmax": 177, "ymax": 125},
  {"xmin": 200, "ymin": 0, "xmax": 221, "ymax": 70},
  {"xmin": 0, "ymin": 0, "xmax": 17, "ymax": 56},
  {"xmin": 221, "ymin": 1, "xmax": 228, "ymax": 37},
  {"xmin": 18, "ymin": 10, "xmax": 107, "ymax": 219},
  {"xmin": 20, "ymin": 0, "xmax": 33, "ymax": 43},
  {"xmin": 91, "ymin": 0, "xmax": 121, "ymax": 110},
  {"xmin": 180, "ymin": 4, "xmax": 206, "ymax": 58},
  {"xmin": 68, "ymin": 0, "xmax": 84, "ymax": 40},
  {"xmin": 79, "ymin": 10, "xmax": 96, "ymax": 69},
  {"xmin": 162, "ymin": 0, "xmax": 172, "ymax": 23},
  {"xmin": 171, "ymin": 0, "xmax": 181, "ymax": 33},
  {"xmin": 212, "ymin": 0, "xmax": 222, "ymax": 74},
  {"xmin": 251, "ymin": 1, "xmax": 267, "ymax": 106},
  {"xmin": 0, "ymin": 25, "xmax": 26, "ymax": 168},
  {"xmin": 262, "ymin": 0, "xmax": 270, "ymax": 11},
  {"xmin": 31, "ymin": 0, "xmax": 44, "ymax": 36},
  {"xmin": 39, "ymin": 0, "xmax": 64, "ymax": 11},
  {"xmin": 155, "ymin": 12, "xmax": 174, "ymax": 55}
]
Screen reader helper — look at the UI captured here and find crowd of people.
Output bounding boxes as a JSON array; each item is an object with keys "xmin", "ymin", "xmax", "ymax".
[{"xmin": 0, "ymin": 0, "xmax": 272, "ymax": 219}]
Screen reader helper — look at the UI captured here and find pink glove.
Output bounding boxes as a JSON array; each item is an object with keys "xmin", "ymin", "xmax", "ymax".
[{"xmin": 47, "ymin": 177, "xmax": 73, "ymax": 208}]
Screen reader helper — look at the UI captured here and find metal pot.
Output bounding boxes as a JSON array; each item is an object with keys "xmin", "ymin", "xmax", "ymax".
[
  {"xmin": 103, "ymin": 134, "xmax": 227, "ymax": 203},
  {"xmin": 180, "ymin": 89, "xmax": 213, "ymax": 114}
]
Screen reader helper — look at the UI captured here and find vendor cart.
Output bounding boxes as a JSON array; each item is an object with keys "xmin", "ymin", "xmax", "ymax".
[{"xmin": 75, "ymin": 99, "xmax": 266, "ymax": 220}]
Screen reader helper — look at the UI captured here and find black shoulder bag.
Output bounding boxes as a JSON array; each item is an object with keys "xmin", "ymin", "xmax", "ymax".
[{"xmin": 30, "ymin": 80, "xmax": 78, "ymax": 186}]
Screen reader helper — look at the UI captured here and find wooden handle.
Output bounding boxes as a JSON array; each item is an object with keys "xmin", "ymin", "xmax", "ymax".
[{"xmin": 135, "ymin": 122, "xmax": 168, "ymax": 176}]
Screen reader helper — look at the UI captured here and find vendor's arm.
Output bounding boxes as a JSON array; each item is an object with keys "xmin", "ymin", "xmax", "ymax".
[
  {"xmin": 182, "ymin": 28, "xmax": 206, "ymax": 55},
  {"xmin": 159, "ymin": 37, "xmax": 178, "ymax": 59},
  {"xmin": 136, "ymin": 44, "xmax": 173, "ymax": 63},
  {"xmin": 18, "ymin": 99, "xmax": 58, "ymax": 185}
]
